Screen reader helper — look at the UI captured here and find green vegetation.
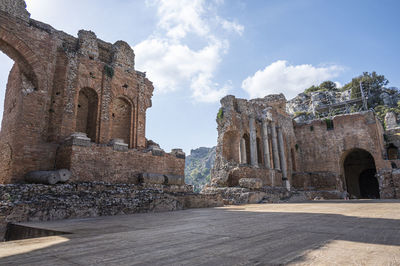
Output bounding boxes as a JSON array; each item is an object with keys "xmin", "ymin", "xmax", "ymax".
[
  {"xmin": 304, "ymin": 81, "xmax": 338, "ymax": 94},
  {"xmin": 374, "ymin": 105, "xmax": 400, "ymax": 123},
  {"xmin": 341, "ymin": 72, "xmax": 388, "ymax": 99},
  {"xmin": 185, "ymin": 147, "xmax": 216, "ymax": 192},
  {"xmin": 104, "ymin": 65, "xmax": 114, "ymax": 78},
  {"xmin": 325, "ymin": 118, "xmax": 334, "ymax": 130},
  {"xmin": 302, "ymin": 72, "xmax": 399, "ymax": 124},
  {"xmin": 217, "ymin": 108, "xmax": 224, "ymax": 120}
]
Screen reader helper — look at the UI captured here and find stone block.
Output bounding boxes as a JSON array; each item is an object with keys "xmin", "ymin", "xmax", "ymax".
[
  {"xmin": 108, "ymin": 139, "xmax": 128, "ymax": 151},
  {"xmin": 239, "ymin": 178, "xmax": 263, "ymax": 189},
  {"xmin": 141, "ymin": 173, "xmax": 166, "ymax": 185},
  {"xmin": 171, "ymin": 149, "xmax": 185, "ymax": 159},
  {"xmin": 24, "ymin": 169, "xmax": 71, "ymax": 185},
  {"xmin": 64, "ymin": 132, "xmax": 91, "ymax": 147},
  {"xmin": 149, "ymin": 145, "xmax": 165, "ymax": 156},
  {"xmin": 165, "ymin": 175, "xmax": 185, "ymax": 185}
]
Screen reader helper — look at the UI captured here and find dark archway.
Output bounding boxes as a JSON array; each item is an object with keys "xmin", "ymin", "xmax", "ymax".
[
  {"xmin": 359, "ymin": 169, "xmax": 380, "ymax": 199},
  {"xmin": 76, "ymin": 87, "xmax": 98, "ymax": 142},
  {"xmin": 343, "ymin": 149, "xmax": 379, "ymax": 199}
]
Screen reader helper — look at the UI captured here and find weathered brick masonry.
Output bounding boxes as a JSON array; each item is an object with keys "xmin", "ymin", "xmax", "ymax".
[
  {"xmin": 209, "ymin": 94, "xmax": 400, "ymax": 200},
  {"xmin": 0, "ymin": 0, "xmax": 183, "ymax": 184}
]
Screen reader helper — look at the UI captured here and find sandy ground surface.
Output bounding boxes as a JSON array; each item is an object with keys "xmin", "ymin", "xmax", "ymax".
[{"xmin": 1, "ymin": 200, "xmax": 399, "ymax": 265}]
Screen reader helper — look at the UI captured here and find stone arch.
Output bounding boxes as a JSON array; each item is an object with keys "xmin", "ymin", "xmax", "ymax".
[
  {"xmin": 0, "ymin": 27, "xmax": 43, "ymax": 90},
  {"xmin": 222, "ymin": 130, "xmax": 240, "ymax": 163},
  {"xmin": 387, "ymin": 143, "xmax": 398, "ymax": 160},
  {"xmin": 342, "ymin": 148, "xmax": 379, "ymax": 199},
  {"xmin": 76, "ymin": 87, "xmax": 98, "ymax": 142},
  {"xmin": 111, "ymin": 96, "xmax": 133, "ymax": 146}
]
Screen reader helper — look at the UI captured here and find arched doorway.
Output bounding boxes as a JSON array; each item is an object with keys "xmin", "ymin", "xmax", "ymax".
[
  {"xmin": 0, "ymin": 51, "xmax": 14, "ymax": 128},
  {"xmin": 343, "ymin": 149, "xmax": 380, "ymax": 199}
]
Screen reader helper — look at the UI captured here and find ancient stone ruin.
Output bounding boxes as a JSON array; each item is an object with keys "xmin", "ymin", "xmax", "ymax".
[
  {"xmin": 0, "ymin": 0, "xmax": 223, "ymax": 241},
  {"xmin": 0, "ymin": 0, "xmax": 186, "ymax": 185},
  {"xmin": 206, "ymin": 94, "xmax": 400, "ymax": 203}
]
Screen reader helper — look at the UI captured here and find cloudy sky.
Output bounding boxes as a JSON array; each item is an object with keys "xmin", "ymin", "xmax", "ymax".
[{"xmin": 0, "ymin": 0, "xmax": 399, "ymax": 153}]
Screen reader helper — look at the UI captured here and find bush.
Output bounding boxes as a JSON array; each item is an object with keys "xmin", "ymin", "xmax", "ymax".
[{"xmin": 217, "ymin": 108, "xmax": 224, "ymax": 120}]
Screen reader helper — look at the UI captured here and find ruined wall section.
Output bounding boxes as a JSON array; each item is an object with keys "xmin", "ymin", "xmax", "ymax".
[
  {"xmin": 0, "ymin": 11, "xmax": 60, "ymax": 183},
  {"xmin": 292, "ymin": 111, "xmax": 390, "ymax": 192},
  {"xmin": 56, "ymin": 145, "xmax": 185, "ymax": 184},
  {"xmin": 0, "ymin": 1, "xmax": 171, "ymax": 184},
  {"xmin": 210, "ymin": 94, "xmax": 295, "ymax": 189}
]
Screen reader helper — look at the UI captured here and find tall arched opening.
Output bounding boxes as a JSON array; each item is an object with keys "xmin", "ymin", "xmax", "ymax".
[
  {"xmin": 343, "ymin": 148, "xmax": 380, "ymax": 199},
  {"xmin": 76, "ymin": 87, "xmax": 98, "ymax": 142},
  {"xmin": 111, "ymin": 97, "xmax": 132, "ymax": 145},
  {"xmin": 0, "ymin": 32, "xmax": 42, "ymax": 183}
]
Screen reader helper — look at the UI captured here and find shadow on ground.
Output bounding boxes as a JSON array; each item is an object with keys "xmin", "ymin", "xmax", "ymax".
[{"xmin": 1, "ymin": 200, "xmax": 399, "ymax": 265}]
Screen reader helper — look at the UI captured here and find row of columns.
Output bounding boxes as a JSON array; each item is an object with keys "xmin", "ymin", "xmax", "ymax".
[{"xmin": 240, "ymin": 117, "xmax": 288, "ymax": 181}]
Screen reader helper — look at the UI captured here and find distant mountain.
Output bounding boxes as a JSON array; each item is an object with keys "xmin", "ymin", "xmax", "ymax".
[{"xmin": 185, "ymin": 146, "xmax": 216, "ymax": 192}]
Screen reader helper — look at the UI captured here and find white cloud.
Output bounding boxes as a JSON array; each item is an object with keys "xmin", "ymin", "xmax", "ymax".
[
  {"xmin": 217, "ymin": 17, "xmax": 244, "ymax": 35},
  {"xmin": 135, "ymin": 0, "xmax": 243, "ymax": 103},
  {"xmin": 242, "ymin": 60, "xmax": 344, "ymax": 99}
]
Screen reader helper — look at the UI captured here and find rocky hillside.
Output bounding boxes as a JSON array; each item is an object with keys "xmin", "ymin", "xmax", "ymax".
[
  {"xmin": 185, "ymin": 147, "xmax": 216, "ymax": 192},
  {"xmin": 287, "ymin": 72, "xmax": 400, "ymax": 127}
]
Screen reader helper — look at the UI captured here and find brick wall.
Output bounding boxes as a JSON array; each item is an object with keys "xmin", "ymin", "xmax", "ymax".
[
  {"xmin": 56, "ymin": 144, "xmax": 185, "ymax": 183},
  {"xmin": 0, "ymin": 4, "xmax": 178, "ymax": 184}
]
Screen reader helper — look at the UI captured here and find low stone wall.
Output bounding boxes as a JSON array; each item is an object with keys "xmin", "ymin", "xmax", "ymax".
[
  {"xmin": 292, "ymin": 171, "xmax": 340, "ymax": 191},
  {"xmin": 0, "ymin": 183, "xmax": 223, "ymax": 241},
  {"xmin": 56, "ymin": 144, "xmax": 185, "ymax": 184},
  {"xmin": 202, "ymin": 185, "xmax": 344, "ymax": 205}
]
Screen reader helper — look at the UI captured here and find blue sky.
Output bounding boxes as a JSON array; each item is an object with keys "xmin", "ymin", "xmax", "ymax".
[{"xmin": 0, "ymin": 0, "xmax": 399, "ymax": 154}]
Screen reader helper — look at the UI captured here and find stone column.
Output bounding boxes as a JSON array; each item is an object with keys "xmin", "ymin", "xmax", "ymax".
[
  {"xmin": 262, "ymin": 119, "xmax": 271, "ymax": 168},
  {"xmin": 240, "ymin": 137, "xmax": 247, "ymax": 164},
  {"xmin": 277, "ymin": 126, "xmax": 290, "ymax": 190},
  {"xmin": 271, "ymin": 121, "xmax": 280, "ymax": 170},
  {"xmin": 249, "ymin": 116, "xmax": 258, "ymax": 166}
]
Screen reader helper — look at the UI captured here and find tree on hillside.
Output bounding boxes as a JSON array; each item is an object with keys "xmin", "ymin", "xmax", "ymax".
[
  {"xmin": 304, "ymin": 81, "xmax": 337, "ymax": 94},
  {"xmin": 319, "ymin": 81, "xmax": 337, "ymax": 91},
  {"xmin": 341, "ymin": 72, "xmax": 389, "ymax": 100}
]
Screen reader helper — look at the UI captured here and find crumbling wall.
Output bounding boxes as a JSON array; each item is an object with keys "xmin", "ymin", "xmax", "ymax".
[
  {"xmin": 210, "ymin": 94, "xmax": 295, "ymax": 190},
  {"xmin": 0, "ymin": 1, "xmax": 178, "ymax": 184},
  {"xmin": 292, "ymin": 111, "xmax": 398, "ymax": 198}
]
